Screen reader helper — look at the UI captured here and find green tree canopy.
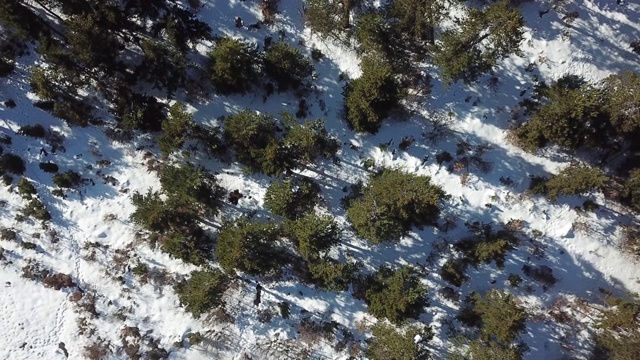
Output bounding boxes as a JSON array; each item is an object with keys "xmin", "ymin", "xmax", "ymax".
[
  {"xmin": 208, "ymin": 37, "xmax": 259, "ymax": 95},
  {"xmin": 215, "ymin": 218, "xmax": 285, "ymax": 275},
  {"xmin": 365, "ymin": 265, "xmax": 428, "ymax": 323},
  {"xmin": 264, "ymin": 42, "xmax": 313, "ymax": 92},
  {"xmin": 347, "ymin": 168, "xmax": 446, "ymax": 243},
  {"xmin": 285, "ymin": 213, "xmax": 340, "ymax": 260},
  {"xmin": 264, "ymin": 176, "xmax": 321, "ymax": 220},
  {"xmin": 175, "ymin": 269, "xmax": 229, "ymax": 318},
  {"xmin": 343, "ymin": 54, "xmax": 402, "ymax": 133},
  {"xmin": 432, "ymin": 0, "xmax": 524, "ymax": 84}
]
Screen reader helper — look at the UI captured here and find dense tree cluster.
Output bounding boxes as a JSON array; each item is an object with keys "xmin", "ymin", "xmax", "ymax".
[{"xmin": 224, "ymin": 111, "xmax": 338, "ymax": 175}]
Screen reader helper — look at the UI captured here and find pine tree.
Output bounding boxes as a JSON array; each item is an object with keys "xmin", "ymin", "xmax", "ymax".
[
  {"xmin": 264, "ymin": 177, "xmax": 321, "ymax": 220},
  {"xmin": 223, "ymin": 111, "xmax": 279, "ymax": 173},
  {"xmin": 174, "ymin": 269, "xmax": 229, "ymax": 318},
  {"xmin": 367, "ymin": 323, "xmax": 432, "ymax": 360},
  {"xmin": 343, "ymin": 54, "xmax": 402, "ymax": 133},
  {"xmin": 209, "ymin": 37, "xmax": 259, "ymax": 95},
  {"xmin": 285, "ymin": 213, "xmax": 340, "ymax": 260},
  {"xmin": 365, "ymin": 265, "xmax": 428, "ymax": 323},
  {"xmin": 158, "ymin": 102, "xmax": 195, "ymax": 157},
  {"xmin": 602, "ymin": 71, "xmax": 640, "ymax": 135},
  {"xmin": 433, "ymin": 0, "xmax": 524, "ymax": 84},
  {"xmin": 264, "ymin": 42, "xmax": 313, "ymax": 92},
  {"xmin": 347, "ymin": 168, "xmax": 446, "ymax": 243},
  {"xmin": 215, "ymin": 218, "xmax": 285, "ymax": 275}
]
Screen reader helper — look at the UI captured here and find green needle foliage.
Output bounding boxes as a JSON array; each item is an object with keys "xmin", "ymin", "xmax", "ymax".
[
  {"xmin": 347, "ymin": 168, "xmax": 446, "ymax": 243},
  {"xmin": 365, "ymin": 265, "xmax": 428, "ymax": 324},
  {"xmin": 175, "ymin": 269, "xmax": 229, "ymax": 318}
]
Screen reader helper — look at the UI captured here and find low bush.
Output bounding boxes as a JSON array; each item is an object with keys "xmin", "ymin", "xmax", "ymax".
[
  {"xmin": 366, "ymin": 323, "xmax": 432, "ymax": 360},
  {"xmin": 0, "ymin": 153, "xmax": 26, "ymax": 175},
  {"xmin": 52, "ymin": 170, "xmax": 82, "ymax": 188},
  {"xmin": 20, "ymin": 198, "xmax": 51, "ymax": 221},
  {"xmin": 39, "ymin": 162, "xmax": 59, "ymax": 173},
  {"xmin": 529, "ymin": 164, "xmax": 608, "ymax": 201},
  {"xmin": 285, "ymin": 213, "xmax": 340, "ymax": 260},
  {"xmin": 17, "ymin": 178, "xmax": 37, "ymax": 198},
  {"xmin": 18, "ymin": 124, "xmax": 46, "ymax": 137}
]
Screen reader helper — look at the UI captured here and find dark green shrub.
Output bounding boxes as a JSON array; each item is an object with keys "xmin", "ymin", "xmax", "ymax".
[
  {"xmin": 366, "ymin": 323, "xmax": 432, "ymax": 360},
  {"xmin": 347, "ymin": 168, "xmax": 446, "ymax": 243},
  {"xmin": 158, "ymin": 102, "xmax": 195, "ymax": 157},
  {"xmin": 215, "ymin": 218, "xmax": 285, "ymax": 275},
  {"xmin": 522, "ymin": 264, "xmax": 556, "ymax": 290},
  {"xmin": 601, "ymin": 71, "xmax": 640, "ymax": 134},
  {"xmin": 432, "ymin": 1, "xmax": 524, "ymax": 84},
  {"xmin": 281, "ymin": 115, "xmax": 339, "ymax": 165},
  {"xmin": 0, "ymin": 228, "xmax": 17, "ymax": 241},
  {"xmin": 475, "ymin": 290, "xmax": 527, "ymax": 342},
  {"xmin": 365, "ymin": 265, "xmax": 428, "ymax": 323},
  {"xmin": 52, "ymin": 170, "xmax": 82, "ymax": 188},
  {"xmin": 304, "ymin": 0, "xmax": 349, "ymax": 41},
  {"xmin": 530, "ymin": 164, "xmax": 609, "ymax": 201},
  {"xmin": 621, "ymin": 168, "xmax": 640, "ymax": 213},
  {"xmin": 131, "ymin": 262, "xmax": 149, "ymax": 276},
  {"xmin": 209, "ymin": 37, "xmax": 259, "ymax": 95},
  {"xmin": 18, "ymin": 124, "xmax": 46, "ymax": 137},
  {"xmin": 20, "ymin": 198, "xmax": 51, "ymax": 221},
  {"xmin": 1, "ymin": 174, "xmax": 13, "ymax": 186},
  {"xmin": 130, "ymin": 190, "xmax": 174, "ymax": 232},
  {"xmin": 515, "ymin": 76, "xmax": 606, "ymax": 151},
  {"xmin": 160, "ymin": 227, "xmax": 213, "ymax": 265},
  {"xmin": 174, "ymin": 269, "xmax": 229, "ymax": 318},
  {"xmin": 310, "ymin": 48, "xmax": 323, "ymax": 62},
  {"xmin": 582, "ymin": 199, "xmax": 600, "ymax": 212},
  {"xmin": 21, "ymin": 241, "xmax": 37, "ymax": 250},
  {"xmin": 594, "ymin": 292, "xmax": 640, "ymax": 359},
  {"xmin": 160, "ymin": 163, "xmax": 222, "ymax": 216},
  {"xmin": 306, "ymin": 257, "xmax": 360, "ymax": 292},
  {"xmin": 0, "ymin": 153, "xmax": 26, "ymax": 175},
  {"xmin": 344, "ymin": 54, "xmax": 402, "ymax": 133},
  {"xmin": 17, "ymin": 178, "xmax": 37, "ymax": 198},
  {"xmin": 454, "ymin": 222, "xmax": 518, "ymax": 269},
  {"xmin": 440, "ymin": 258, "xmax": 469, "ymax": 287},
  {"xmin": 38, "ymin": 162, "xmax": 59, "ymax": 173},
  {"xmin": 508, "ymin": 274, "xmax": 522, "ymax": 287},
  {"xmin": 286, "ymin": 213, "xmax": 340, "ymax": 260},
  {"xmin": 264, "ymin": 42, "xmax": 313, "ymax": 92},
  {"xmin": 264, "ymin": 177, "xmax": 321, "ymax": 220},
  {"xmin": 111, "ymin": 92, "xmax": 166, "ymax": 132},
  {"xmin": 223, "ymin": 111, "xmax": 278, "ymax": 173}
]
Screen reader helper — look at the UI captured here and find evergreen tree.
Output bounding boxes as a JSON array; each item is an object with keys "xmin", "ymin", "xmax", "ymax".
[
  {"xmin": 365, "ymin": 265, "xmax": 428, "ymax": 323},
  {"xmin": 174, "ymin": 269, "xmax": 229, "ymax": 318},
  {"xmin": 111, "ymin": 92, "xmax": 166, "ymax": 132},
  {"xmin": 367, "ymin": 323, "xmax": 432, "ymax": 360},
  {"xmin": 208, "ymin": 37, "xmax": 259, "ymax": 95},
  {"xmin": 158, "ymin": 102, "xmax": 195, "ymax": 157},
  {"xmin": 388, "ymin": 0, "xmax": 446, "ymax": 47},
  {"xmin": 343, "ymin": 54, "xmax": 402, "ymax": 133},
  {"xmin": 594, "ymin": 292, "xmax": 640, "ymax": 359},
  {"xmin": 215, "ymin": 218, "xmax": 285, "ymax": 275},
  {"xmin": 304, "ymin": 0, "xmax": 345, "ymax": 41},
  {"xmin": 223, "ymin": 111, "xmax": 278, "ymax": 173},
  {"xmin": 432, "ymin": 0, "xmax": 524, "ymax": 84},
  {"xmin": 281, "ymin": 114, "xmax": 340, "ymax": 165},
  {"xmin": 160, "ymin": 163, "xmax": 222, "ymax": 216},
  {"xmin": 602, "ymin": 71, "xmax": 640, "ymax": 135},
  {"xmin": 264, "ymin": 42, "xmax": 313, "ymax": 92},
  {"xmin": 530, "ymin": 164, "xmax": 609, "ymax": 201},
  {"xmin": 264, "ymin": 177, "xmax": 321, "ymax": 220},
  {"xmin": 137, "ymin": 39, "xmax": 187, "ymax": 97},
  {"xmin": 306, "ymin": 257, "xmax": 360, "ymax": 292},
  {"xmin": 285, "ymin": 213, "xmax": 340, "ymax": 260},
  {"xmin": 347, "ymin": 168, "xmax": 446, "ymax": 243},
  {"xmin": 516, "ymin": 76, "xmax": 607, "ymax": 151}
]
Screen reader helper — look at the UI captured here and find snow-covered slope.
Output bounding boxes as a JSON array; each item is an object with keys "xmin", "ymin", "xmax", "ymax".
[{"xmin": 1, "ymin": 0, "xmax": 639, "ymax": 359}]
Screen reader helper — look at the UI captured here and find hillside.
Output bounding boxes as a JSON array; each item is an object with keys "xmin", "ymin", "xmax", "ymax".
[{"xmin": 1, "ymin": 0, "xmax": 640, "ymax": 359}]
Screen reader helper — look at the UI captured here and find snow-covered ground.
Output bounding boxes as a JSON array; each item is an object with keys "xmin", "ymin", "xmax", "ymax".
[{"xmin": 1, "ymin": 0, "xmax": 639, "ymax": 359}]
